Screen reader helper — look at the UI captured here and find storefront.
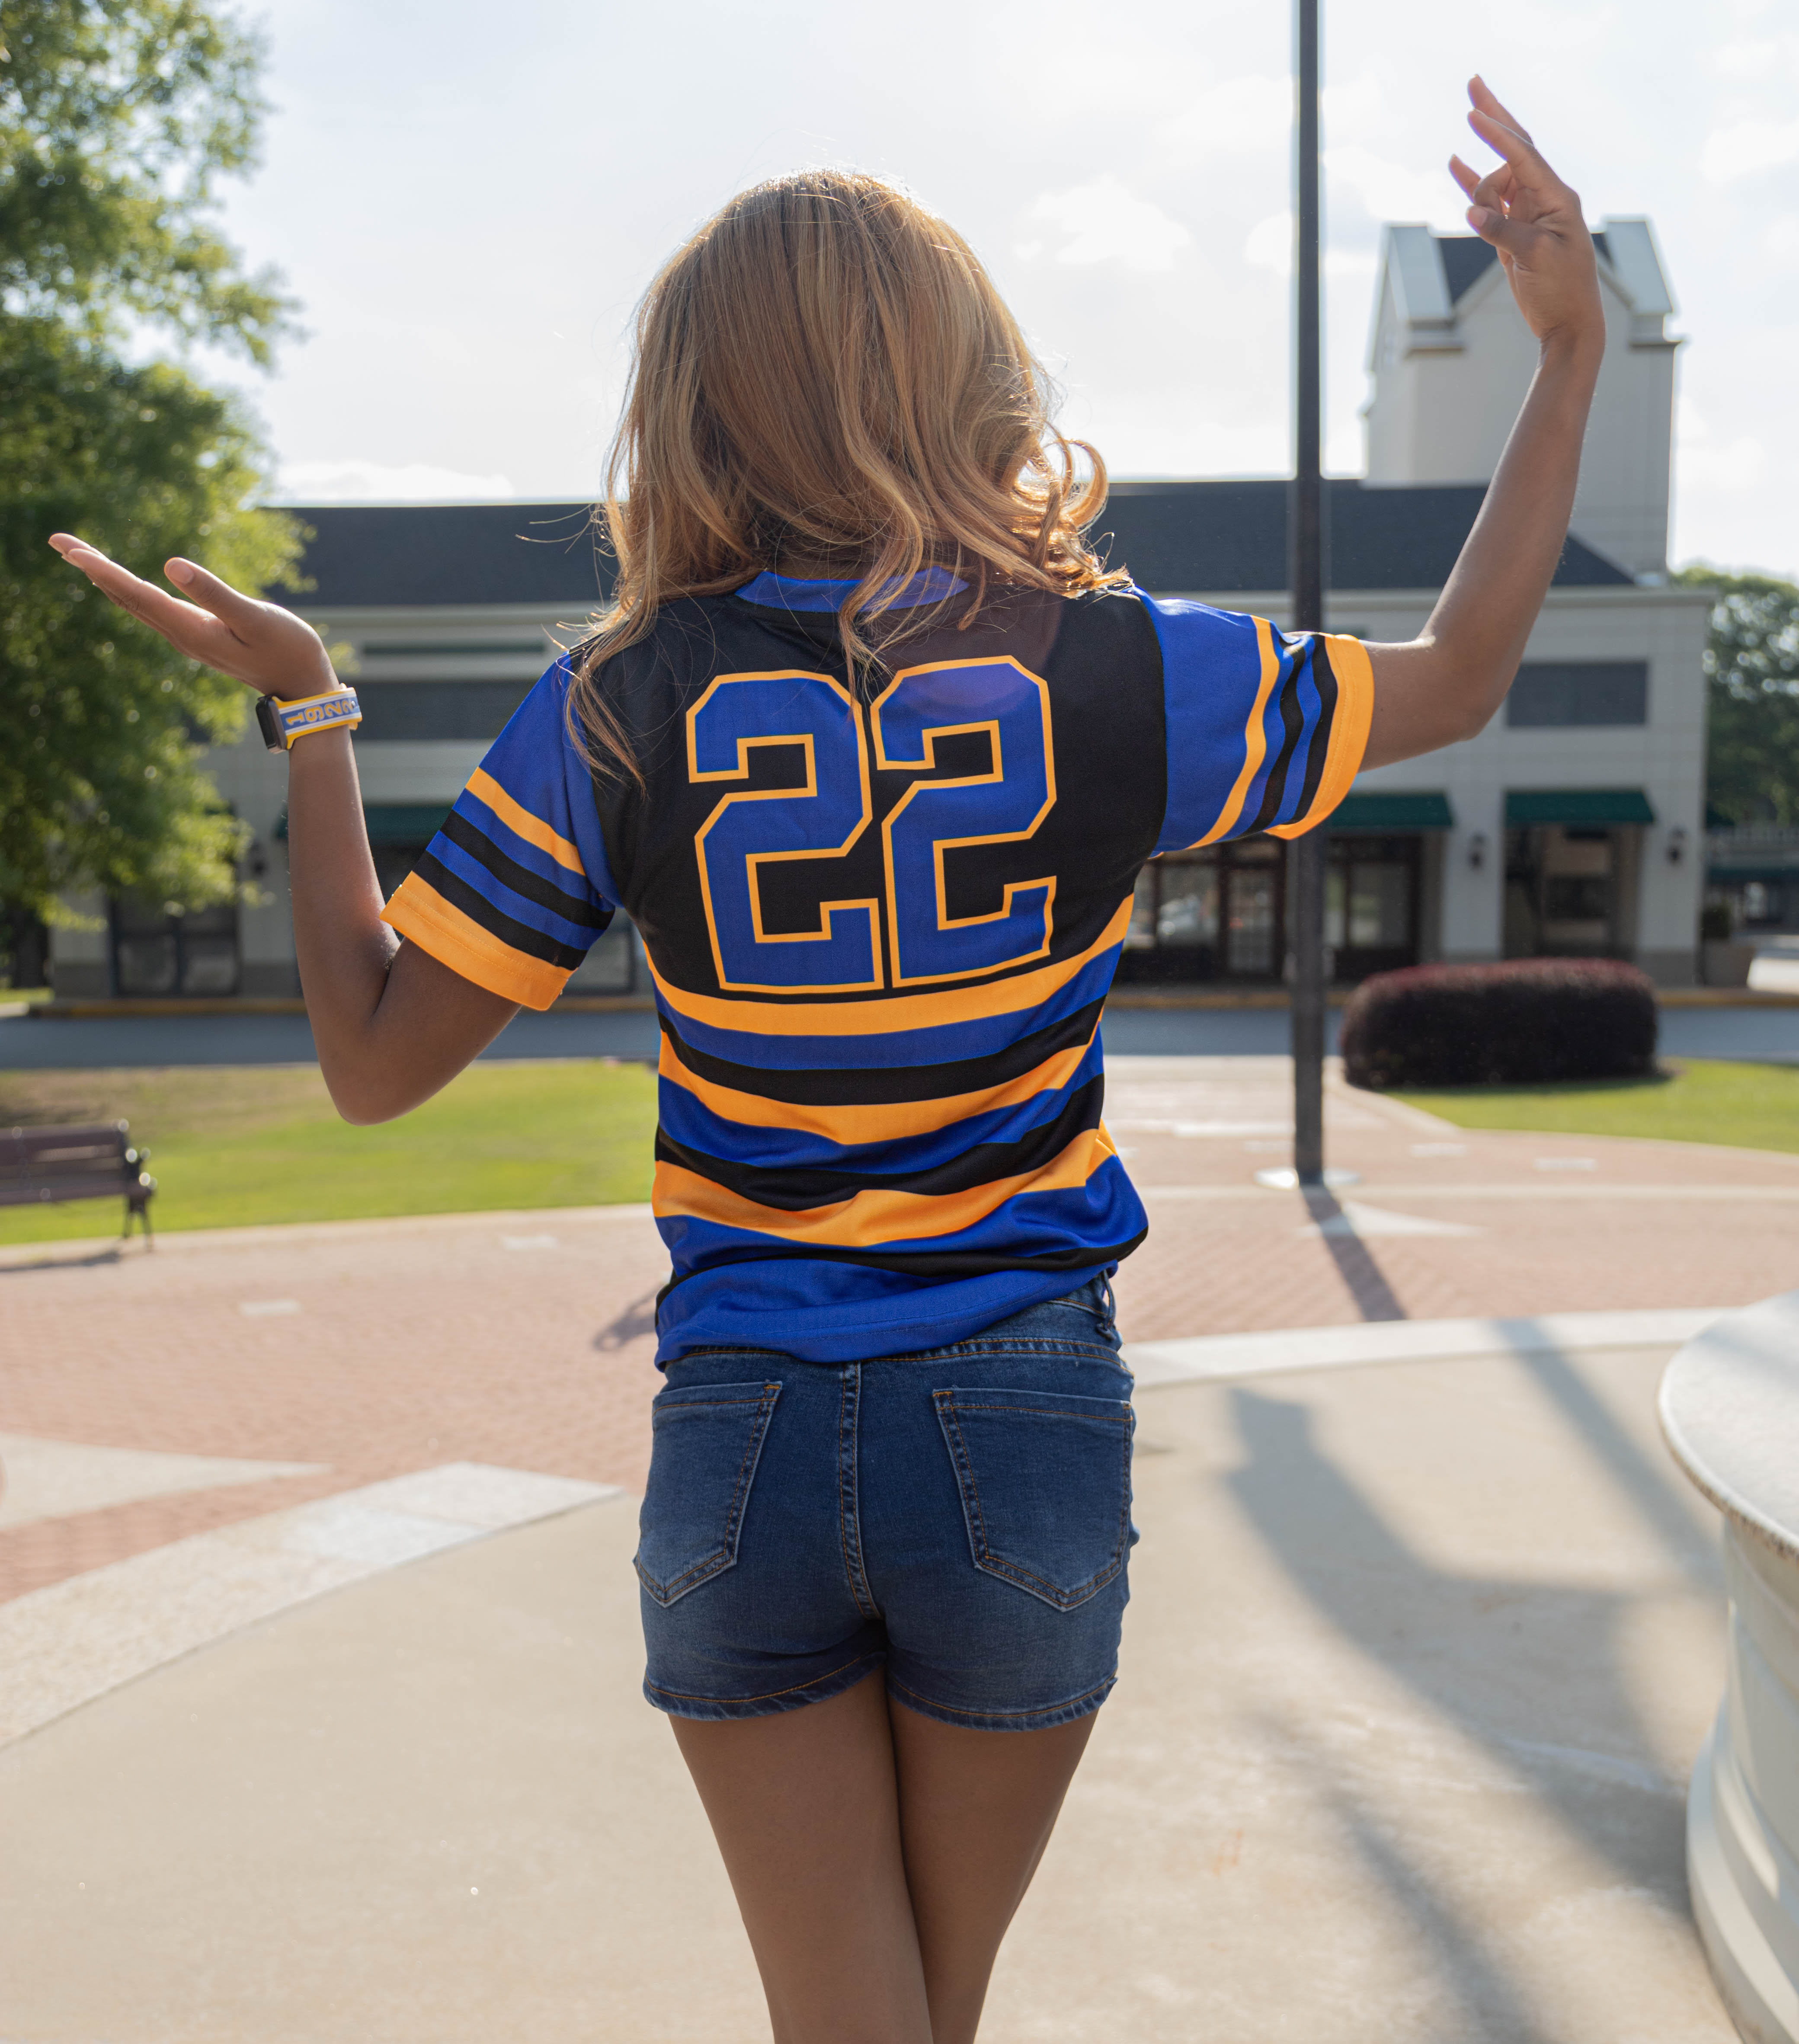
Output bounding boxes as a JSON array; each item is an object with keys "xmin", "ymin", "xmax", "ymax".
[
  {"xmin": 1116, "ymin": 792, "xmax": 1451, "ymax": 985},
  {"xmin": 1501, "ymin": 788, "xmax": 1654, "ymax": 960}
]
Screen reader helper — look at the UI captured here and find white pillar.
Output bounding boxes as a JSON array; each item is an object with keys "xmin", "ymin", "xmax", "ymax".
[{"xmin": 1661, "ymin": 1293, "xmax": 1799, "ymax": 2044}]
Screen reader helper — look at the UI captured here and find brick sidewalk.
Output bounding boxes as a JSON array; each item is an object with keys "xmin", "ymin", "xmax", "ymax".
[{"xmin": 5, "ymin": 1057, "xmax": 1796, "ymax": 1604}]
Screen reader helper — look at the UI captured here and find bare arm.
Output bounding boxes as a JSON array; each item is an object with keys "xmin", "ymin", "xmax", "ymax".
[
  {"xmin": 45, "ymin": 541, "xmax": 518, "ymax": 1121},
  {"xmin": 1360, "ymin": 78, "xmax": 1607, "ymax": 770}
]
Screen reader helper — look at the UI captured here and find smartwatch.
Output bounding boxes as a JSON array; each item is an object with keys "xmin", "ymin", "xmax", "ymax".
[{"xmin": 256, "ymin": 688, "xmax": 362, "ymax": 752}]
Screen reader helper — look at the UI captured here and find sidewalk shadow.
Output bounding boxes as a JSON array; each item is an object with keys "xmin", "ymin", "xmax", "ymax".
[
  {"xmin": 0, "ymin": 1243, "xmax": 130, "ymax": 1279},
  {"xmin": 1226, "ymin": 1386, "xmax": 1691, "ymax": 1901},
  {"xmin": 592, "ymin": 1288, "xmax": 660, "ymax": 1352},
  {"xmin": 1301, "ymin": 1185, "xmax": 1407, "ymax": 1323},
  {"xmin": 1258, "ymin": 1708, "xmax": 1562, "ymax": 2044}
]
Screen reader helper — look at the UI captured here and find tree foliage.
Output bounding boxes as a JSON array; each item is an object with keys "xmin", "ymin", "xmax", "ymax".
[
  {"xmin": 1677, "ymin": 566, "xmax": 1799, "ymax": 827},
  {"xmin": 0, "ymin": 0, "xmax": 300, "ymax": 919}
]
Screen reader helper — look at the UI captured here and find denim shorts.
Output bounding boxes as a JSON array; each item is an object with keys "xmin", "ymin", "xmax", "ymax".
[{"xmin": 635, "ymin": 1277, "xmax": 1136, "ymax": 1732}]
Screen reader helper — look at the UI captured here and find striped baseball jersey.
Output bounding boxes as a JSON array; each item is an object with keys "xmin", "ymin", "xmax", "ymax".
[{"xmin": 382, "ymin": 571, "xmax": 1372, "ymax": 1363}]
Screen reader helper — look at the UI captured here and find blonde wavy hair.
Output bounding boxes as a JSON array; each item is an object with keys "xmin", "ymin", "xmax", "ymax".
[{"xmin": 571, "ymin": 168, "xmax": 1129, "ymax": 780}]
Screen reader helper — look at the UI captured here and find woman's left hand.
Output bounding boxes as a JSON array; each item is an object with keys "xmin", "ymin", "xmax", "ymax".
[
  {"xmin": 46, "ymin": 535, "xmax": 340, "ymax": 701},
  {"xmin": 1448, "ymin": 76, "xmax": 1603, "ymax": 356}
]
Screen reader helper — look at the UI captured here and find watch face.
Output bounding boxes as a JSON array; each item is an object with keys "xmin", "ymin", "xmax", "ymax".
[{"xmin": 256, "ymin": 695, "xmax": 286, "ymax": 751}]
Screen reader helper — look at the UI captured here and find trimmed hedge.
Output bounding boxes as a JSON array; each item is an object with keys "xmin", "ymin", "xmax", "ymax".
[{"xmin": 1339, "ymin": 958, "xmax": 1659, "ymax": 1090}]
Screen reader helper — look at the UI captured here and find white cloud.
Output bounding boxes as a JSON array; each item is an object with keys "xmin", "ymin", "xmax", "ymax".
[
  {"xmin": 1325, "ymin": 144, "xmax": 1458, "ymax": 226},
  {"xmin": 1244, "ymin": 214, "xmax": 1292, "ymax": 275},
  {"xmin": 1700, "ymin": 116, "xmax": 1799, "ymax": 183},
  {"xmin": 1023, "ymin": 177, "xmax": 1194, "ymax": 273},
  {"xmin": 272, "ymin": 460, "xmax": 519, "ymax": 503},
  {"xmin": 1676, "ymin": 396, "xmax": 1764, "ymax": 493},
  {"xmin": 1155, "ymin": 74, "xmax": 1292, "ymax": 162},
  {"xmin": 1242, "ymin": 213, "xmax": 1380, "ymax": 279}
]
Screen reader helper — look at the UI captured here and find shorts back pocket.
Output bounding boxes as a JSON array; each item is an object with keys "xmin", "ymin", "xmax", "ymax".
[
  {"xmin": 634, "ymin": 1379, "xmax": 782, "ymax": 1607},
  {"xmin": 933, "ymin": 1385, "xmax": 1133, "ymax": 1611}
]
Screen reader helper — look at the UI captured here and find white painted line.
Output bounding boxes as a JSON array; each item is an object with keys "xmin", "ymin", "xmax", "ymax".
[
  {"xmin": 1302, "ymin": 1201, "xmax": 1481, "ymax": 1239},
  {"xmin": 1410, "ymin": 1142, "xmax": 1468, "ymax": 1158},
  {"xmin": 0, "ymin": 1436, "xmax": 324, "ymax": 1531},
  {"xmin": 0, "ymin": 1463, "xmax": 621, "ymax": 1746},
  {"xmin": 1535, "ymin": 1157, "xmax": 1598, "ymax": 1171},
  {"xmin": 239, "ymin": 1299, "xmax": 300, "ymax": 1318},
  {"xmin": 1124, "ymin": 1307, "xmax": 1732, "ymax": 1390}
]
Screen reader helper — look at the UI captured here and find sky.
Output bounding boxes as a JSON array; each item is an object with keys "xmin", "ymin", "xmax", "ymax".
[{"xmin": 198, "ymin": 0, "xmax": 1799, "ymax": 579}]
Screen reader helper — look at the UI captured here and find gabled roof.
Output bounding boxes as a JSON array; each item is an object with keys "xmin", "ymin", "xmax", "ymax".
[
  {"xmin": 1436, "ymin": 230, "xmax": 1615, "ymax": 304},
  {"xmin": 1091, "ymin": 479, "xmax": 1631, "ymax": 590},
  {"xmin": 277, "ymin": 480, "xmax": 1633, "ymax": 611}
]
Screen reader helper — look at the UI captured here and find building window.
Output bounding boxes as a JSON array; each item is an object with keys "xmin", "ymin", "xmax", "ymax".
[
  {"xmin": 352, "ymin": 681, "xmax": 538, "ymax": 742},
  {"xmin": 1325, "ymin": 835, "xmax": 1421, "ymax": 980},
  {"xmin": 111, "ymin": 897, "xmax": 241, "ymax": 996},
  {"xmin": 1119, "ymin": 839, "xmax": 1285, "ymax": 982},
  {"xmin": 1504, "ymin": 662, "xmax": 1649, "ymax": 728},
  {"xmin": 1503, "ymin": 825, "xmax": 1629, "ymax": 957}
]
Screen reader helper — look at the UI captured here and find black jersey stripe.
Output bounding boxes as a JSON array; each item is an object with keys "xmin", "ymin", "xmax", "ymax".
[
  {"xmin": 412, "ymin": 851, "xmax": 592, "ymax": 969},
  {"xmin": 1245, "ymin": 638, "xmax": 1311, "ymax": 838},
  {"xmin": 439, "ymin": 810, "xmax": 611, "ymax": 930},
  {"xmin": 656, "ymin": 1074, "xmax": 1107, "ymax": 1209},
  {"xmin": 1287, "ymin": 638, "xmax": 1341, "ymax": 825},
  {"xmin": 663, "ymin": 1230, "xmax": 1146, "ymax": 1290},
  {"xmin": 659, "ymin": 997, "xmax": 1106, "ymax": 1109}
]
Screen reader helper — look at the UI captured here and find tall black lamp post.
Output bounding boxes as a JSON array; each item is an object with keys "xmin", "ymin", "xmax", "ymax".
[{"xmin": 1289, "ymin": 0, "xmax": 1327, "ymax": 1185}]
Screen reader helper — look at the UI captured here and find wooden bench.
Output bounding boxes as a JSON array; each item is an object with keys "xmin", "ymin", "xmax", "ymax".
[{"xmin": 0, "ymin": 1123, "xmax": 157, "ymax": 1240}]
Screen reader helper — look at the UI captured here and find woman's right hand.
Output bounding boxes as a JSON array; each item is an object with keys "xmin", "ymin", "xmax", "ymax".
[{"xmin": 47, "ymin": 535, "xmax": 340, "ymax": 701}]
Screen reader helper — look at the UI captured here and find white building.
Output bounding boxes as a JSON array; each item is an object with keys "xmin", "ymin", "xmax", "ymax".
[{"xmin": 49, "ymin": 219, "xmax": 1709, "ymax": 999}]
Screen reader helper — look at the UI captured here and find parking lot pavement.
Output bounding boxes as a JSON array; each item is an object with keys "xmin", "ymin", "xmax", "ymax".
[{"xmin": 0, "ymin": 1331, "xmax": 1736, "ymax": 2044}]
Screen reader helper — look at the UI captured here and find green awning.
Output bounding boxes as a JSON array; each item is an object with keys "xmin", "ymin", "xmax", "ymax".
[
  {"xmin": 1505, "ymin": 788, "xmax": 1656, "ymax": 827},
  {"xmin": 272, "ymin": 803, "xmax": 451, "ymax": 844},
  {"xmin": 1332, "ymin": 791, "xmax": 1454, "ymax": 831}
]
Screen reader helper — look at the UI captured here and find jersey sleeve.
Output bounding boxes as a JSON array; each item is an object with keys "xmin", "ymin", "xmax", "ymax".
[
  {"xmin": 381, "ymin": 657, "xmax": 620, "ymax": 1010},
  {"xmin": 1137, "ymin": 592, "xmax": 1375, "ymax": 855}
]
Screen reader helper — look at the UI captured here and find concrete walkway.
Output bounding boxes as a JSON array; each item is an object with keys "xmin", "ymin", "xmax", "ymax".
[
  {"xmin": 0, "ymin": 1331, "xmax": 1733, "ymax": 2042},
  {"xmin": 2, "ymin": 1054, "xmax": 1780, "ymax": 2038}
]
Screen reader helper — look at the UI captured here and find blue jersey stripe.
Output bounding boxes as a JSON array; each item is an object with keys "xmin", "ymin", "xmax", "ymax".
[
  {"xmin": 657, "ymin": 1035, "xmax": 1106, "ymax": 1174},
  {"xmin": 425, "ymin": 831, "xmax": 602, "ymax": 953}
]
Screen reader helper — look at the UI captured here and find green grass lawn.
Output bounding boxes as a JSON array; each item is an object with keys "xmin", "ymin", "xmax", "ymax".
[
  {"xmin": 0, "ymin": 1059, "xmax": 658, "ymax": 1244},
  {"xmin": 1393, "ymin": 1057, "xmax": 1799, "ymax": 1155}
]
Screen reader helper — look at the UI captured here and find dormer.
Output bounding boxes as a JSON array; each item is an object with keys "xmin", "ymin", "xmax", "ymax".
[{"xmin": 1364, "ymin": 218, "xmax": 1680, "ymax": 579}]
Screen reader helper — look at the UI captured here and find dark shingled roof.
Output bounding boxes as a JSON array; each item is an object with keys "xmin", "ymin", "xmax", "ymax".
[
  {"xmin": 279, "ymin": 480, "xmax": 1632, "ymax": 609},
  {"xmin": 1437, "ymin": 228, "xmax": 1610, "ymax": 303},
  {"xmin": 1092, "ymin": 479, "xmax": 1631, "ymax": 591},
  {"xmin": 284, "ymin": 501, "xmax": 613, "ymax": 608}
]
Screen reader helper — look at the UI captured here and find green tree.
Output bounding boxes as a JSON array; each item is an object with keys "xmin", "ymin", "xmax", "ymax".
[
  {"xmin": 0, "ymin": 0, "xmax": 301, "ymax": 924},
  {"xmin": 1676, "ymin": 564, "xmax": 1799, "ymax": 826}
]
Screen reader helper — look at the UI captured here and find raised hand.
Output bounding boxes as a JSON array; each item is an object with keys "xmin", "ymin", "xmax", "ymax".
[
  {"xmin": 46, "ymin": 536, "xmax": 339, "ymax": 701},
  {"xmin": 1448, "ymin": 77, "xmax": 1602, "ymax": 354}
]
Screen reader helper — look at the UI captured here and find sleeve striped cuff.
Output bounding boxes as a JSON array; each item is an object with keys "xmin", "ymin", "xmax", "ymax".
[
  {"xmin": 1267, "ymin": 633, "xmax": 1376, "ymax": 841},
  {"xmin": 382, "ymin": 871, "xmax": 574, "ymax": 1010}
]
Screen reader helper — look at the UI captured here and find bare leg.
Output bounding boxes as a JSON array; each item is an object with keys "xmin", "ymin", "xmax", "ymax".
[
  {"xmin": 888, "ymin": 1697, "xmax": 1097, "ymax": 2044},
  {"xmin": 669, "ymin": 1670, "xmax": 933, "ymax": 2044}
]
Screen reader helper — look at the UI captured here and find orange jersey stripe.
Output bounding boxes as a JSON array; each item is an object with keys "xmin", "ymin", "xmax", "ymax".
[
  {"xmin": 382, "ymin": 873, "xmax": 569, "ymax": 1010},
  {"xmin": 466, "ymin": 767, "xmax": 586, "ymax": 876},
  {"xmin": 1267, "ymin": 633, "xmax": 1376, "ymax": 839},
  {"xmin": 653, "ymin": 1124, "xmax": 1118, "ymax": 1248},
  {"xmin": 648, "ymin": 896, "xmax": 1133, "ymax": 1040},
  {"xmin": 659, "ymin": 1032, "xmax": 1098, "ymax": 1147}
]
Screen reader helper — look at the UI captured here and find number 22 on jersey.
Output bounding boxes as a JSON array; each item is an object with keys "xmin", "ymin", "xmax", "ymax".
[{"xmin": 687, "ymin": 658, "xmax": 1056, "ymax": 995}]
